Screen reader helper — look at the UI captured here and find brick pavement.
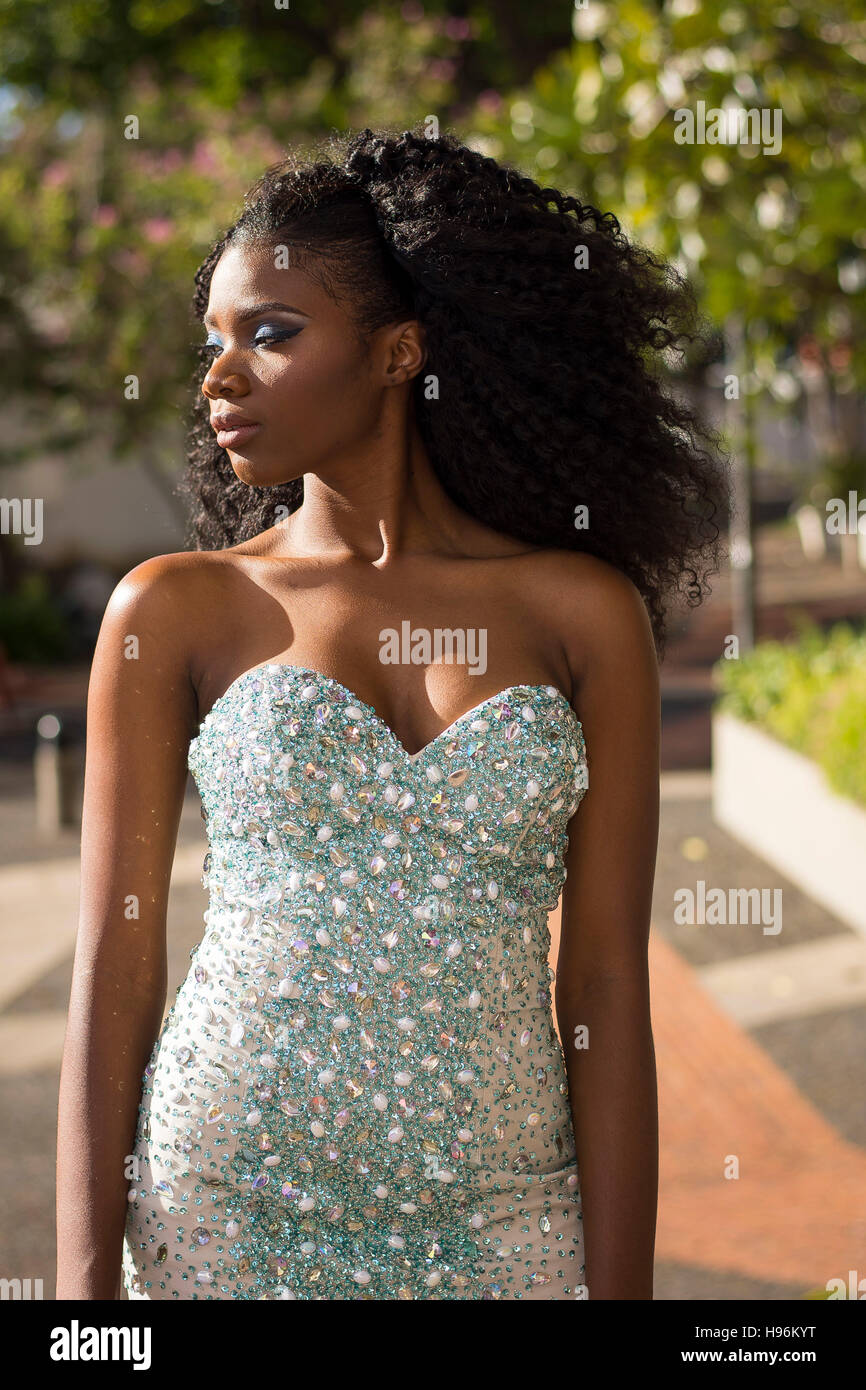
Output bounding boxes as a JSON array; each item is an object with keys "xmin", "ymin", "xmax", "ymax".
[{"xmin": 650, "ymin": 932, "xmax": 866, "ymax": 1292}]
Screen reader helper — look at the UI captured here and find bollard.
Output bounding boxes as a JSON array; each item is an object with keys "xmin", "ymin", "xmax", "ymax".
[
  {"xmin": 34, "ymin": 713, "xmax": 79, "ymax": 834},
  {"xmin": 793, "ymin": 503, "xmax": 827, "ymax": 562}
]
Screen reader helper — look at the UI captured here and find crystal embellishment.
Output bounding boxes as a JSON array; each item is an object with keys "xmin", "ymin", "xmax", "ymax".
[{"xmin": 122, "ymin": 666, "xmax": 589, "ymax": 1301}]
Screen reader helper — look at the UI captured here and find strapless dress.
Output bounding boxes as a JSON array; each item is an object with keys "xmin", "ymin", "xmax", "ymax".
[{"xmin": 122, "ymin": 664, "xmax": 589, "ymax": 1299}]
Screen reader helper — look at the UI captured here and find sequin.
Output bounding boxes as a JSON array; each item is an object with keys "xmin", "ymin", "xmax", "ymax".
[{"xmin": 122, "ymin": 667, "xmax": 588, "ymax": 1300}]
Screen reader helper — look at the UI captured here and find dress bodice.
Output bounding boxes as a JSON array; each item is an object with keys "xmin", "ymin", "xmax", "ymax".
[
  {"xmin": 189, "ymin": 663, "xmax": 588, "ymax": 922},
  {"xmin": 124, "ymin": 664, "xmax": 590, "ymax": 1299}
]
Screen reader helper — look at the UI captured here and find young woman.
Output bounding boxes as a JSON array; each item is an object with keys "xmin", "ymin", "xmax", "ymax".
[{"xmin": 56, "ymin": 127, "xmax": 726, "ymax": 1300}]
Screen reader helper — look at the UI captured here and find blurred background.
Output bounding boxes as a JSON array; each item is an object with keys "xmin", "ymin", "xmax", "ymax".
[{"xmin": 1, "ymin": 0, "xmax": 864, "ymax": 1300}]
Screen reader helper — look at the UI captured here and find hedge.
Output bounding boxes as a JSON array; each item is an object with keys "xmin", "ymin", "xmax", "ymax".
[{"xmin": 714, "ymin": 621, "xmax": 866, "ymax": 810}]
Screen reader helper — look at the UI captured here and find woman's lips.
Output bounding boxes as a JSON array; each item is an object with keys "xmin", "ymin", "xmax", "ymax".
[{"xmin": 215, "ymin": 422, "xmax": 261, "ymax": 449}]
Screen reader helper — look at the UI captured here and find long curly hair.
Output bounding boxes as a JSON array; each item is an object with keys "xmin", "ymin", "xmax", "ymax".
[{"xmin": 180, "ymin": 125, "xmax": 728, "ymax": 649}]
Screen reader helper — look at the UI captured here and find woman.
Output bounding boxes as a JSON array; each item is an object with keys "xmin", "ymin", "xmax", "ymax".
[{"xmin": 56, "ymin": 127, "xmax": 726, "ymax": 1300}]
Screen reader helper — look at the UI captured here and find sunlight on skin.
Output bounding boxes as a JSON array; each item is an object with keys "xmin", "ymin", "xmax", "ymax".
[{"xmin": 548, "ymin": 899, "xmax": 563, "ymax": 1047}]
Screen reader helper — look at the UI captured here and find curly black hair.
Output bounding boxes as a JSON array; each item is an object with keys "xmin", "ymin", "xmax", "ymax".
[{"xmin": 179, "ymin": 125, "xmax": 729, "ymax": 649}]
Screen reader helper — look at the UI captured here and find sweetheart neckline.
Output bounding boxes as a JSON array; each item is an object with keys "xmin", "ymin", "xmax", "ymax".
[{"xmin": 191, "ymin": 662, "xmax": 584, "ymax": 763}]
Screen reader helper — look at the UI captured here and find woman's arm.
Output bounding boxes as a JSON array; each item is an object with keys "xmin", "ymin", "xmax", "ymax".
[
  {"xmin": 554, "ymin": 559, "xmax": 660, "ymax": 1300},
  {"xmin": 56, "ymin": 557, "xmax": 198, "ymax": 1299}
]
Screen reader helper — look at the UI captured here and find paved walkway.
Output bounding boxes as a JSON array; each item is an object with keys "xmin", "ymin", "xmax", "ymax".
[
  {"xmin": 648, "ymin": 780, "xmax": 866, "ymax": 1299},
  {"xmin": 652, "ymin": 932, "xmax": 866, "ymax": 1293}
]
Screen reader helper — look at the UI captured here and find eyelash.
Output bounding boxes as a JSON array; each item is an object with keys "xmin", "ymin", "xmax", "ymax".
[{"xmin": 201, "ymin": 328, "xmax": 300, "ymax": 358}]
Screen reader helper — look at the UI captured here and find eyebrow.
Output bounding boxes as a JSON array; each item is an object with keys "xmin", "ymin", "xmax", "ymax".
[{"xmin": 203, "ymin": 300, "xmax": 310, "ymax": 329}]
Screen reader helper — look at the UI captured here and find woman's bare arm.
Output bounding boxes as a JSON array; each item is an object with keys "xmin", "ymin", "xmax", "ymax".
[
  {"xmin": 56, "ymin": 556, "xmax": 198, "ymax": 1299},
  {"xmin": 553, "ymin": 558, "xmax": 660, "ymax": 1299}
]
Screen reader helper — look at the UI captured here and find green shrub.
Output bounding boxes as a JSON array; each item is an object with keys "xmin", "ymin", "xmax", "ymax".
[
  {"xmin": 715, "ymin": 622, "xmax": 866, "ymax": 809},
  {"xmin": 815, "ymin": 668, "xmax": 866, "ymax": 807},
  {"xmin": 0, "ymin": 573, "xmax": 71, "ymax": 663}
]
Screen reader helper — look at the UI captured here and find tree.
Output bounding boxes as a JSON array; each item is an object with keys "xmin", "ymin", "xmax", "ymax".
[
  {"xmin": 464, "ymin": 0, "xmax": 866, "ymax": 641},
  {"xmin": 0, "ymin": 3, "xmax": 577, "ymax": 498}
]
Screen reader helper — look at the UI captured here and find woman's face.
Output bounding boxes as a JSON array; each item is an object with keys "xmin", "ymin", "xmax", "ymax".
[{"xmin": 201, "ymin": 241, "xmax": 404, "ymax": 488}]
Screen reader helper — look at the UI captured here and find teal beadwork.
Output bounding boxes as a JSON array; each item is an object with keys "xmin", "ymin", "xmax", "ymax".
[{"xmin": 122, "ymin": 665, "xmax": 589, "ymax": 1299}]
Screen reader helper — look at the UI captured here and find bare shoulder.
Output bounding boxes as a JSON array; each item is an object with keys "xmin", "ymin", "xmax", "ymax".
[
  {"xmin": 519, "ymin": 548, "xmax": 648, "ymax": 615},
  {"xmin": 515, "ymin": 548, "xmax": 657, "ymax": 688},
  {"xmin": 107, "ymin": 547, "xmax": 255, "ymax": 627},
  {"xmin": 99, "ymin": 553, "xmax": 185, "ymax": 655},
  {"xmin": 110, "ymin": 550, "xmax": 203, "ymax": 609},
  {"xmin": 96, "ymin": 549, "xmax": 246, "ymax": 682},
  {"xmin": 103, "ymin": 539, "xmax": 313, "ymax": 696}
]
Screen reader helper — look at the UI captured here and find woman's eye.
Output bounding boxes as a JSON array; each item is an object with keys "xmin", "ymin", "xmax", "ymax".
[
  {"xmin": 202, "ymin": 327, "xmax": 300, "ymax": 356},
  {"xmin": 254, "ymin": 328, "xmax": 300, "ymax": 347}
]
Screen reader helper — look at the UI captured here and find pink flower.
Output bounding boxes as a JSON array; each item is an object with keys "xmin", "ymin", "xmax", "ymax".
[
  {"xmin": 43, "ymin": 161, "xmax": 70, "ymax": 188},
  {"xmin": 429, "ymin": 58, "xmax": 456, "ymax": 81},
  {"xmin": 113, "ymin": 248, "xmax": 148, "ymax": 278},
  {"xmin": 94, "ymin": 204, "xmax": 118, "ymax": 227},
  {"xmin": 444, "ymin": 17, "xmax": 472, "ymax": 40},
  {"xmin": 192, "ymin": 140, "xmax": 218, "ymax": 175},
  {"xmin": 477, "ymin": 90, "xmax": 503, "ymax": 114},
  {"xmin": 142, "ymin": 217, "xmax": 174, "ymax": 244}
]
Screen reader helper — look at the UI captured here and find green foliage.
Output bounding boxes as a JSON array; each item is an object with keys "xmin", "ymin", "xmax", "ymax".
[
  {"xmin": 470, "ymin": 0, "xmax": 866, "ymax": 391},
  {"xmin": 817, "ymin": 450, "xmax": 866, "ymax": 504},
  {"xmin": 817, "ymin": 668, "xmax": 866, "ymax": 808},
  {"xmin": 0, "ymin": 574, "xmax": 72, "ymax": 663},
  {"xmin": 2, "ymin": 3, "xmax": 561, "ymax": 463},
  {"xmin": 2, "ymin": 0, "xmax": 866, "ymax": 483},
  {"xmin": 715, "ymin": 621, "xmax": 866, "ymax": 808}
]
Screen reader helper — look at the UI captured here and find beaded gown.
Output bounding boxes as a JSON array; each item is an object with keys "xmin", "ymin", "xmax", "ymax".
[{"xmin": 122, "ymin": 664, "xmax": 589, "ymax": 1300}]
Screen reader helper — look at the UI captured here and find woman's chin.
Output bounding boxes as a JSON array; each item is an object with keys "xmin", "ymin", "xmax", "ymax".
[{"xmin": 230, "ymin": 458, "xmax": 301, "ymax": 488}]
